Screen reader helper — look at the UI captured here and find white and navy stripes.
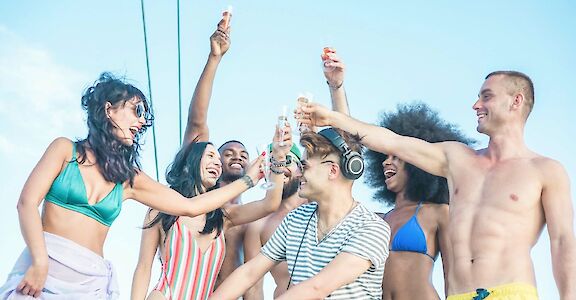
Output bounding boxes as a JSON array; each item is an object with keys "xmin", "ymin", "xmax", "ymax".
[{"xmin": 261, "ymin": 202, "xmax": 391, "ymax": 299}]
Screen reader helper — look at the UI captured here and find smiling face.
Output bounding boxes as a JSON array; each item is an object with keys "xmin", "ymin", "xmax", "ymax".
[
  {"xmin": 298, "ymin": 151, "xmax": 338, "ymax": 200},
  {"xmin": 218, "ymin": 141, "xmax": 249, "ymax": 183},
  {"xmin": 382, "ymin": 155, "xmax": 408, "ymax": 194},
  {"xmin": 200, "ymin": 144, "xmax": 223, "ymax": 189},
  {"xmin": 472, "ymin": 75, "xmax": 516, "ymax": 135},
  {"xmin": 106, "ymin": 97, "xmax": 147, "ymax": 146}
]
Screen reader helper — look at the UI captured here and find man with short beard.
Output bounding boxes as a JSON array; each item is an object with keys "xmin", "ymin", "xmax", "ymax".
[{"xmin": 243, "ymin": 145, "xmax": 307, "ymax": 299}]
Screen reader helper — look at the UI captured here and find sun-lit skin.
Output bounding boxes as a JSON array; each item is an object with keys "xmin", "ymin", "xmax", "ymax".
[
  {"xmin": 298, "ymin": 151, "xmax": 340, "ymax": 201},
  {"xmin": 473, "ymin": 75, "xmax": 521, "ymax": 136},
  {"xmin": 106, "ymin": 97, "xmax": 147, "ymax": 146},
  {"xmin": 382, "ymin": 155, "xmax": 409, "ymax": 194},
  {"xmin": 218, "ymin": 142, "xmax": 249, "ymax": 183},
  {"xmin": 200, "ymin": 144, "xmax": 223, "ymax": 189},
  {"xmin": 380, "ymin": 154, "xmax": 446, "ymax": 300}
]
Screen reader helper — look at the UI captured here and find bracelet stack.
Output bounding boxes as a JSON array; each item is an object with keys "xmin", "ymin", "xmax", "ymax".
[
  {"xmin": 241, "ymin": 175, "xmax": 255, "ymax": 188},
  {"xmin": 270, "ymin": 156, "xmax": 287, "ymax": 168},
  {"xmin": 270, "ymin": 166, "xmax": 285, "ymax": 175},
  {"xmin": 270, "ymin": 156, "xmax": 287, "ymax": 175}
]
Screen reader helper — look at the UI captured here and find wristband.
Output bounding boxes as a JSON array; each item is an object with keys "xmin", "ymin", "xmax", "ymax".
[{"xmin": 326, "ymin": 80, "xmax": 343, "ymax": 89}]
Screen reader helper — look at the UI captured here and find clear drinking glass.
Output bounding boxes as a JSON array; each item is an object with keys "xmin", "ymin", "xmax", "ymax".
[
  {"xmin": 256, "ymin": 144, "xmax": 275, "ymax": 190},
  {"xmin": 296, "ymin": 92, "xmax": 314, "ymax": 133}
]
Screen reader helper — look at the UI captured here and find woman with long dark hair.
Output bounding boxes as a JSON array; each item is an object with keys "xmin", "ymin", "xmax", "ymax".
[
  {"xmin": 130, "ymin": 125, "xmax": 292, "ymax": 300},
  {"xmin": 0, "ymin": 73, "xmax": 263, "ymax": 299},
  {"xmin": 364, "ymin": 102, "xmax": 474, "ymax": 299}
]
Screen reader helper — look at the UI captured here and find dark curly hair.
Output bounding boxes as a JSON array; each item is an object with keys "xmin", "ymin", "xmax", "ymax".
[
  {"xmin": 76, "ymin": 72, "xmax": 154, "ymax": 186},
  {"xmin": 145, "ymin": 141, "xmax": 224, "ymax": 237},
  {"xmin": 365, "ymin": 102, "xmax": 475, "ymax": 206}
]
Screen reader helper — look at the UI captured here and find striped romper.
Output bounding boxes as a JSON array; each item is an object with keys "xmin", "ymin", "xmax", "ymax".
[{"xmin": 153, "ymin": 218, "xmax": 226, "ymax": 300}]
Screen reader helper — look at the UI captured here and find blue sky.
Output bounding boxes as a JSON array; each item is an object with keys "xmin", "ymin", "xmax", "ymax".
[{"xmin": 0, "ymin": 1, "xmax": 575, "ymax": 298}]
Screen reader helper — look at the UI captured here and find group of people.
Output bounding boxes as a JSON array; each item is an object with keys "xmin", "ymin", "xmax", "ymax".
[{"xmin": 1, "ymin": 11, "xmax": 575, "ymax": 300}]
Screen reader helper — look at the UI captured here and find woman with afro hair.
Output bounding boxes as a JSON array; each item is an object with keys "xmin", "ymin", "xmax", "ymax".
[{"xmin": 364, "ymin": 102, "xmax": 474, "ymax": 299}]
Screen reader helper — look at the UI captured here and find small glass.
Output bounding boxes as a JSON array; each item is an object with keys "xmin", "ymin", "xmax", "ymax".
[
  {"xmin": 256, "ymin": 144, "xmax": 275, "ymax": 190},
  {"xmin": 278, "ymin": 105, "xmax": 288, "ymax": 146},
  {"xmin": 321, "ymin": 47, "xmax": 336, "ymax": 72},
  {"xmin": 223, "ymin": 5, "xmax": 233, "ymax": 28},
  {"xmin": 296, "ymin": 92, "xmax": 314, "ymax": 133}
]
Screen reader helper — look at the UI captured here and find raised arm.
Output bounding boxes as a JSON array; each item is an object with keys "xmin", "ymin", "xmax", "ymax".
[
  {"xmin": 322, "ymin": 47, "xmax": 349, "ymax": 115},
  {"xmin": 15, "ymin": 137, "xmax": 71, "ymax": 298},
  {"xmin": 131, "ymin": 210, "xmax": 161, "ymax": 300},
  {"xmin": 126, "ymin": 154, "xmax": 264, "ymax": 217},
  {"xmin": 541, "ymin": 159, "xmax": 576, "ymax": 299},
  {"xmin": 183, "ymin": 17, "xmax": 231, "ymax": 145},
  {"xmin": 209, "ymin": 253, "xmax": 277, "ymax": 300},
  {"xmin": 224, "ymin": 125, "xmax": 292, "ymax": 226},
  {"xmin": 297, "ymin": 103, "xmax": 462, "ymax": 177}
]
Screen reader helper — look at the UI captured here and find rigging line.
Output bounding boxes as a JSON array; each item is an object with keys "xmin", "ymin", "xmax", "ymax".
[
  {"xmin": 177, "ymin": 0, "xmax": 183, "ymax": 145},
  {"xmin": 140, "ymin": 0, "xmax": 160, "ymax": 181}
]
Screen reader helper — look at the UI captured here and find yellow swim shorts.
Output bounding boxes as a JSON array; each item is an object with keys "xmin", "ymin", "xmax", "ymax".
[{"xmin": 447, "ymin": 283, "xmax": 538, "ymax": 300}]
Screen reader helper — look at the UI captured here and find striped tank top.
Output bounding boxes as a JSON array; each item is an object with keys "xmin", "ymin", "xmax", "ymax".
[{"xmin": 153, "ymin": 218, "xmax": 226, "ymax": 300}]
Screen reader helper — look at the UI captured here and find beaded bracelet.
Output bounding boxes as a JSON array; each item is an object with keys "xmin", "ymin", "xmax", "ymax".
[
  {"xmin": 270, "ymin": 157, "xmax": 288, "ymax": 168},
  {"xmin": 241, "ymin": 175, "xmax": 255, "ymax": 188},
  {"xmin": 270, "ymin": 166, "xmax": 285, "ymax": 175}
]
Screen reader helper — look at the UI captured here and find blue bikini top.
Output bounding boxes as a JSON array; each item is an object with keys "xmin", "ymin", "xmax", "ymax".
[{"xmin": 389, "ymin": 202, "xmax": 435, "ymax": 260}]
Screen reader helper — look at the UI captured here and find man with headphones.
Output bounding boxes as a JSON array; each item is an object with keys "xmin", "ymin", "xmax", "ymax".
[{"xmin": 210, "ymin": 128, "xmax": 391, "ymax": 300}]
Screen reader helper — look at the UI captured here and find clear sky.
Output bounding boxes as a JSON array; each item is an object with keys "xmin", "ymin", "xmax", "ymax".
[{"xmin": 1, "ymin": 1, "xmax": 575, "ymax": 299}]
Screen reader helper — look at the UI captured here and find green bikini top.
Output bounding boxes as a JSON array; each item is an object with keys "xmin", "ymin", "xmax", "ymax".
[{"xmin": 45, "ymin": 142, "xmax": 123, "ymax": 227}]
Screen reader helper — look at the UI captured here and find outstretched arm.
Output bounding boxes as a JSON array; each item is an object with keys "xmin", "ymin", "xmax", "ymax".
[
  {"xmin": 322, "ymin": 47, "xmax": 349, "ymax": 115},
  {"xmin": 297, "ymin": 103, "xmax": 464, "ymax": 177},
  {"xmin": 224, "ymin": 125, "xmax": 292, "ymax": 226},
  {"xmin": 541, "ymin": 160, "xmax": 576, "ymax": 299},
  {"xmin": 131, "ymin": 210, "xmax": 161, "ymax": 300},
  {"xmin": 126, "ymin": 154, "xmax": 264, "ymax": 218},
  {"xmin": 183, "ymin": 17, "xmax": 231, "ymax": 145}
]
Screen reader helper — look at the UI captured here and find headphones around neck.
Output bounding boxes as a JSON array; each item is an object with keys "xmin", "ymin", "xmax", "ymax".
[{"xmin": 318, "ymin": 128, "xmax": 364, "ymax": 180}]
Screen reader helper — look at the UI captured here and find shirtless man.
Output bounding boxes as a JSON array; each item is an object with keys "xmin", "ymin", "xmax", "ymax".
[
  {"xmin": 297, "ymin": 71, "xmax": 576, "ymax": 299},
  {"xmin": 242, "ymin": 48, "xmax": 351, "ymax": 299},
  {"xmin": 182, "ymin": 17, "xmax": 250, "ymax": 289}
]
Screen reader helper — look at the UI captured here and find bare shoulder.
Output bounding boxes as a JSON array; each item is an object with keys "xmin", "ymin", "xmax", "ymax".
[
  {"xmin": 246, "ymin": 215, "xmax": 266, "ymax": 232},
  {"xmin": 145, "ymin": 209, "xmax": 161, "ymax": 222},
  {"xmin": 426, "ymin": 202, "xmax": 449, "ymax": 214},
  {"xmin": 444, "ymin": 141, "xmax": 478, "ymax": 165},
  {"xmin": 424, "ymin": 203, "xmax": 449, "ymax": 224},
  {"xmin": 49, "ymin": 137, "xmax": 74, "ymax": 156},
  {"xmin": 126, "ymin": 169, "xmax": 154, "ymax": 195},
  {"xmin": 443, "ymin": 141, "xmax": 475, "ymax": 155},
  {"xmin": 531, "ymin": 155, "xmax": 569, "ymax": 181}
]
